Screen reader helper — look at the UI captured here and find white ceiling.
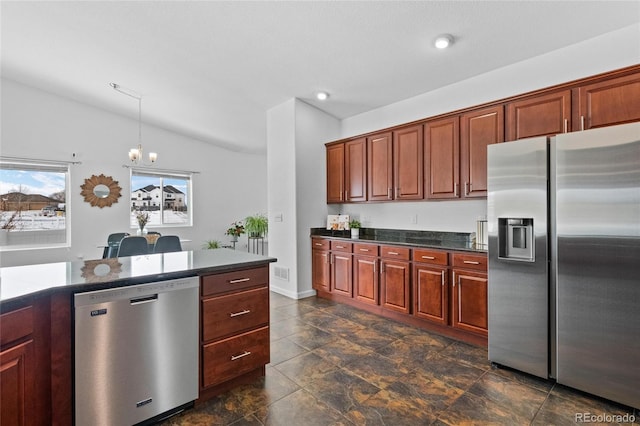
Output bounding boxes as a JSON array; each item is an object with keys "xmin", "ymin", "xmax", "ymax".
[{"xmin": 2, "ymin": 1, "xmax": 639, "ymax": 153}]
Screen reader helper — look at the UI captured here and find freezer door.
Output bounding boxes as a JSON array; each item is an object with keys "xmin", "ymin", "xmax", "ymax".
[
  {"xmin": 554, "ymin": 122, "xmax": 640, "ymax": 409},
  {"xmin": 487, "ymin": 137, "xmax": 549, "ymax": 379}
]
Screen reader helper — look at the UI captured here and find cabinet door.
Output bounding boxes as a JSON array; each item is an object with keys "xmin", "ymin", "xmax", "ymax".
[
  {"xmin": 413, "ymin": 264, "xmax": 448, "ymax": 325},
  {"xmin": 425, "ymin": 117, "xmax": 460, "ymax": 199},
  {"xmin": 367, "ymin": 132, "xmax": 393, "ymax": 201},
  {"xmin": 393, "ymin": 125, "xmax": 424, "ymax": 200},
  {"xmin": 326, "ymin": 143, "xmax": 345, "ymax": 203},
  {"xmin": 460, "ymin": 106, "xmax": 504, "ymax": 198},
  {"xmin": 331, "ymin": 253, "xmax": 353, "ymax": 297},
  {"xmin": 380, "ymin": 259, "xmax": 410, "ymax": 314},
  {"xmin": 576, "ymin": 72, "xmax": 640, "ymax": 130},
  {"xmin": 345, "ymin": 138, "xmax": 367, "ymax": 202},
  {"xmin": 353, "ymin": 255, "xmax": 378, "ymax": 305},
  {"xmin": 452, "ymin": 269, "xmax": 488, "ymax": 336},
  {"xmin": 506, "ymin": 90, "xmax": 571, "ymax": 140},
  {"xmin": 312, "ymin": 249, "xmax": 331, "ymax": 293},
  {"xmin": 1, "ymin": 340, "xmax": 35, "ymax": 426}
]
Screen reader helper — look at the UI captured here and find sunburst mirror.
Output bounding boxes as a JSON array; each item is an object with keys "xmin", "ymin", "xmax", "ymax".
[{"xmin": 80, "ymin": 174, "xmax": 122, "ymax": 208}]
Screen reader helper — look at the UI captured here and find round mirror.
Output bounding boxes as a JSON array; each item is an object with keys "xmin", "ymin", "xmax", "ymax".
[
  {"xmin": 93, "ymin": 184, "xmax": 110, "ymax": 199},
  {"xmin": 93, "ymin": 263, "xmax": 111, "ymax": 276}
]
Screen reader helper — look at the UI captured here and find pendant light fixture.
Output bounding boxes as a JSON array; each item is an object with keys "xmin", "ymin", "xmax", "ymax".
[{"xmin": 110, "ymin": 83, "xmax": 157, "ymax": 165}]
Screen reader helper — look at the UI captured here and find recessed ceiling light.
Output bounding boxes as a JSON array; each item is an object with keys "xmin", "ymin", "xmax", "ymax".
[
  {"xmin": 316, "ymin": 91, "xmax": 329, "ymax": 101},
  {"xmin": 434, "ymin": 34, "xmax": 454, "ymax": 49}
]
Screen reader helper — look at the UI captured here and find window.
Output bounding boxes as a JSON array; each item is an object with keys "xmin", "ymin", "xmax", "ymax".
[
  {"xmin": 130, "ymin": 169, "xmax": 192, "ymax": 228},
  {"xmin": 0, "ymin": 159, "xmax": 70, "ymax": 249}
]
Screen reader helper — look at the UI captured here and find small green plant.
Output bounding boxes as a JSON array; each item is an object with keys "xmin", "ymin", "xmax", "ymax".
[
  {"xmin": 244, "ymin": 213, "xmax": 268, "ymax": 237},
  {"xmin": 349, "ymin": 219, "xmax": 361, "ymax": 229},
  {"xmin": 225, "ymin": 221, "xmax": 245, "ymax": 237},
  {"xmin": 203, "ymin": 239, "xmax": 221, "ymax": 249}
]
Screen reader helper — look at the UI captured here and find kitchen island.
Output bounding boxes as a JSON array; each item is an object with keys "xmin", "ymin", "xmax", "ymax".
[{"xmin": 0, "ymin": 249, "xmax": 276, "ymax": 425}]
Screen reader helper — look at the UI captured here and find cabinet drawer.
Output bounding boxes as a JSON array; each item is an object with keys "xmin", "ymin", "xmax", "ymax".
[
  {"xmin": 311, "ymin": 238, "xmax": 330, "ymax": 250},
  {"xmin": 202, "ymin": 326, "xmax": 270, "ymax": 388},
  {"xmin": 452, "ymin": 252, "xmax": 487, "ymax": 271},
  {"xmin": 0, "ymin": 306, "xmax": 33, "ymax": 347},
  {"xmin": 413, "ymin": 248, "xmax": 448, "ymax": 266},
  {"xmin": 353, "ymin": 243, "xmax": 379, "ymax": 256},
  {"xmin": 202, "ymin": 287, "xmax": 269, "ymax": 341},
  {"xmin": 330, "ymin": 240, "xmax": 353, "ymax": 253},
  {"xmin": 201, "ymin": 266, "xmax": 268, "ymax": 296},
  {"xmin": 380, "ymin": 245, "xmax": 410, "ymax": 260}
]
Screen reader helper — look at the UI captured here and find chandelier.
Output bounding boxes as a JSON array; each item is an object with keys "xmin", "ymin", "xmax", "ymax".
[{"xmin": 110, "ymin": 83, "xmax": 157, "ymax": 165}]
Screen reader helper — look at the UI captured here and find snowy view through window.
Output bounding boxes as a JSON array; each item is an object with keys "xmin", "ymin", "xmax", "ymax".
[{"xmin": 130, "ymin": 173, "xmax": 190, "ymax": 228}]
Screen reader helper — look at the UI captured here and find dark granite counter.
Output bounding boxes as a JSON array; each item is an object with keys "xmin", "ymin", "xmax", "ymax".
[
  {"xmin": 0, "ymin": 249, "xmax": 276, "ymax": 307},
  {"xmin": 310, "ymin": 227, "xmax": 487, "ymax": 253}
]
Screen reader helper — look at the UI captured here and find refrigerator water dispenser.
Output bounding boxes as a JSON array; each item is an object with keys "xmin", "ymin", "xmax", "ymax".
[{"xmin": 498, "ymin": 218, "xmax": 534, "ymax": 261}]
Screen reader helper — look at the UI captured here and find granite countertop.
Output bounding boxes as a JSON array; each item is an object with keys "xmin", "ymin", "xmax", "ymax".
[
  {"xmin": 310, "ymin": 227, "xmax": 488, "ymax": 253},
  {"xmin": 0, "ymin": 249, "xmax": 276, "ymax": 307}
]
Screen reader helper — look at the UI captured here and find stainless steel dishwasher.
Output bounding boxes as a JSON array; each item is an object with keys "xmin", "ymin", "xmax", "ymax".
[{"xmin": 74, "ymin": 277, "xmax": 199, "ymax": 425}]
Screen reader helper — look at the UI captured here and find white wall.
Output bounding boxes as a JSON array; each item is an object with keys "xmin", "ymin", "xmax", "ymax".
[
  {"xmin": 0, "ymin": 79, "xmax": 267, "ymax": 267},
  {"xmin": 266, "ymin": 98, "xmax": 341, "ymax": 299},
  {"xmin": 339, "ymin": 24, "xmax": 640, "ymax": 233}
]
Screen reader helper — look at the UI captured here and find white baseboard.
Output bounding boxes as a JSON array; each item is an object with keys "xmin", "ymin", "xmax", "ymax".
[{"xmin": 269, "ymin": 284, "xmax": 316, "ymax": 300}]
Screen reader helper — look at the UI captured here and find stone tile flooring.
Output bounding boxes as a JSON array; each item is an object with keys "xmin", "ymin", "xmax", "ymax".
[{"xmin": 163, "ymin": 292, "xmax": 638, "ymax": 425}]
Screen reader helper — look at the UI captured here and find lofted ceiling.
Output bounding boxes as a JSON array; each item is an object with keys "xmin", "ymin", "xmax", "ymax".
[{"xmin": 1, "ymin": 1, "xmax": 639, "ymax": 154}]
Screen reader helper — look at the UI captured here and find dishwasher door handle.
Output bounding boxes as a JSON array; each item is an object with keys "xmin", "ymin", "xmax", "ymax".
[{"xmin": 130, "ymin": 294, "xmax": 158, "ymax": 305}]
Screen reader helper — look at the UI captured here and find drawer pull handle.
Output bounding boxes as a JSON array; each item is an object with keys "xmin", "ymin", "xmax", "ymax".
[
  {"xmin": 229, "ymin": 309, "xmax": 251, "ymax": 318},
  {"xmin": 463, "ymin": 260, "xmax": 480, "ymax": 265},
  {"xmin": 336, "ymin": 245, "xmax": 345, "ymax": 249},
  {"xmin": 359, "ymin": 248, "xmax": 370, "ymax": 252},
  {"xmin": 229, "ymin": 278, "xmax": 250, "ymax": 284},
  {"xmin": 388, "ymin": 251, "xmax": 399, "ymax": 255},
  {"xmin": 314, "ymin": 243, "xmax": 323, "ymax": 246},
  {"xmin": 231, "ymin": 351, "xmax": 252, "ymax": 361},
  {"xmin": 421, "ymin": 255, "xmax": 435, "ymax": 260}
]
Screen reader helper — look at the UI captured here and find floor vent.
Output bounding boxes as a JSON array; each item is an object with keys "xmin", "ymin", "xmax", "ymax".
[{"xmin": 274, "ymin": 266, "xmax": 289, "ymax": 281}]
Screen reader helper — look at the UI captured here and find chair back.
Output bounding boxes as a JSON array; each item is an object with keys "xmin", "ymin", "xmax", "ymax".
[
  {"xmin": 153, "ymin": 235, "xmax": 182, "ymax": 253},
  {"xmin": 117, "ymin": 236, "xmax": 149, "ymax": 257},
  {"xmin": 103, "ymin": 232, "xmax": 129, "ymax": 258}
]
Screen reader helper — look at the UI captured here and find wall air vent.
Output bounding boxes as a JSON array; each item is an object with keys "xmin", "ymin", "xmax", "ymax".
[{"xmin": 274, "ymin": 266, "xmax": 290, "ymax": 281}]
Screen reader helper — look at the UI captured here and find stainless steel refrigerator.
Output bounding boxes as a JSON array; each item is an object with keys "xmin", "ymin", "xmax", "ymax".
[{"xmin": 487, "ymin": 122, "xmax": 640, "ymax": 409}]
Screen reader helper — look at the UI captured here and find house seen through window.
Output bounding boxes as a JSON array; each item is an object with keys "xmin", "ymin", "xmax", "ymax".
[
  {"xmin": 130, "ymin": 170, "xmax": 192, "ymax": 228},
  {"xmin": 0, "ymin": 159, "xmax": 69, "ymax": 249}
]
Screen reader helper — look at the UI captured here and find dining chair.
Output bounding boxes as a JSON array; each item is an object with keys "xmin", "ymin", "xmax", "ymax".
[
  {"xmin": 153, "ymin": 235, "xmax": 182, "ymax": 253},
  {"xmin": 103, "ymin": 232, "xmax": 129, "ymax": 258},
  {"xmin": 117, "ymin": 236, "xmax": 149, "ymax": 257}
]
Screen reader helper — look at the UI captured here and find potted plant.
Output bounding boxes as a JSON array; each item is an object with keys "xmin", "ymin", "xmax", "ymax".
[
  {"xmin": 349, "ymin": 219, "xmax": 361, "ymax": 239},
  {"xmin": 135, "ymin": 211, "xmax": 149, "ymax": 235},
  {"xmin": 203, "ymin": 239, "xmax": 221, "ymax": 249},
  {"xmin": 225, "ymin": 221, "xmax": 245, "ymax": 242},
  {"xmin": 244, "ymin": 213, "xmax": 268, "ymax": 238}
]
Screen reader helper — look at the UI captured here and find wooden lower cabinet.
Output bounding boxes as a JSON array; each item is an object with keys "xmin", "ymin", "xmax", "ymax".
[
  {"xmin": 311, "ymin": 247, "xmax": 331, "ymax": 292},
  {"xmin": 331, "ymin": 252, "xmax": 353, "ymax": 297},
  {"xmin": 452, "ymin": 269, "xmax": 488, "ymax": 337},
  {"xmin": 413, "ymin": 263, "xmax": 448, "ymax": 325},
  {"xmin": 353, "ymin": 255, "xmax": 379, "ymax": 305},
  {"xmin": 380, "ymin": 246, "xmax": 411, "ymax": 314},
  {"xmin": 1, "ymin": 339, "xmax": 35, "ymax": 426},
  {"xmin": 199, "ymin": 266, "xmax": 270, "ymax": 401}
]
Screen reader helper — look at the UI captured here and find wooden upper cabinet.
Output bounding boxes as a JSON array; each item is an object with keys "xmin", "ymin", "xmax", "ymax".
[
  {"xmin": 367, "ymin": 132, "xmax": 393, "ymax": 201},
  {"xmin": 393, "ymin": 125, "xmax": 424, "ymax": 200},
  {"xmin": 506, "ymin": 90, "xmax": 571, "ymax": 140},
  {"xmin": 460, "ymin": 105, "xmax": 504, "ymax": 198},
  {"xmin": 575, "ymin": 72, "xmax": 640, "ymax": 130},
  {"xmin": 425, "ymin": 116, "xmax": 460, "ymax": 199},
  {"xmin": 344, "ymin": 138, "xmax": 367, "ymax": 202},
  {"xmin": 326, "ymin": 143, "xmax": 345, "ymax": 203}
]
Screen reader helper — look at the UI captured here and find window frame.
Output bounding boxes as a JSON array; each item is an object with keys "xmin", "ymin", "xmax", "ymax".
[
  {"xmin": 0, "ymin": 158, "xmax": 71, "ymax": 251},
  {"xmin": 129, "ymin": 168, "xmax": 193, "ymax": 229}
]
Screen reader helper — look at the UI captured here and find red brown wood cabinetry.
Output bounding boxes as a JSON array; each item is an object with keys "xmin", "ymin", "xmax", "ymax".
[
  {"xmin": 311, "ymin": 238, "xmax": 331, "ymax": 292},
  {"xmin": 345, "ymin": 138, "xmax": 367, "ymax": 202},
  {"xmin": 425, "ymin": 116, "xmax": 460, "ymax": 199},
  {"xmin": 451, "ymin": 253, "xmax": 488, "ymax": 337},
  {"xmin": 460, "ymin": 105, "xmax": 504, "ymax": 198},
  {"xmin": 330, "ymin": 241, "xmax": 353, "ymax": 297},
  {"xmin": 353, "ymin": 243, "xmax": 379, "ymax": 305},
  {"xmin": 200, "ymin": 266, "xmax": 270, "ymax": 397},
  {"xmin": 367, "ymin": 132, "xmax": 393, "ymax": 201},
  {"xmin": 412, "ymin": 248, "xmax": 449, "ymax": 325},
  {"xmin": 380, "ymin": 245, "xmax": 411, "ymax": 314},
  {"xmin": 575, "ymin": 72, "xmax": 640, "ymax": 130},
  {"xmin": 326, "ymin": 143, "xmax": 345, "ymax": 203},
  {"xmin": 393, "ymin": 125, "xmax": 424, "ymax": 200},
  {"xmin": 506, "ymin": 90, "xmax": 571, "ymax": 140}
]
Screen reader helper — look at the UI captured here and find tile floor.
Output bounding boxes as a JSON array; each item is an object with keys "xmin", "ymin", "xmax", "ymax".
[{"xmin": 163, "ymin": 292, "xmax": 638, "ymax": 425}]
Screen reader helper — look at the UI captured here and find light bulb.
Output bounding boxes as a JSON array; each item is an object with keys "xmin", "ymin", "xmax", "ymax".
[{"xmin": 434, "ymin": 34, "xmax": 453, "ymax": 49}]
